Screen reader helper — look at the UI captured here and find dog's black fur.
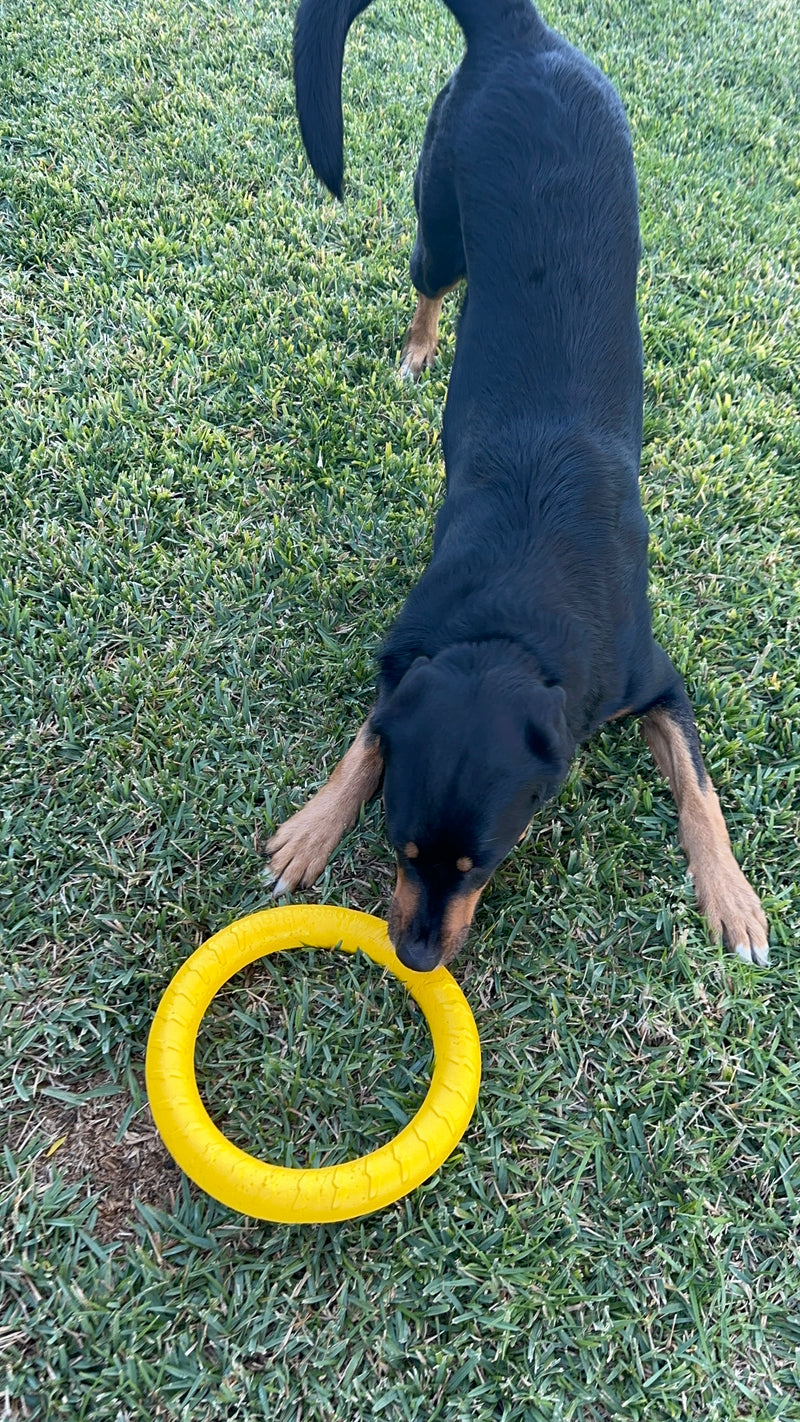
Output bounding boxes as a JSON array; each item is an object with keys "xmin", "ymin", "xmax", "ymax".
[{"xmin": 279, "ymin": 0, "xmax": 769, "ymax": 971}]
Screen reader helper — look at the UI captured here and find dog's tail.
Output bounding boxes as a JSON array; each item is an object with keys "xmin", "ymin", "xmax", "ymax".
[{"xmin": 294, "ymin": 0, "xmax": 544, "ymax": 198}]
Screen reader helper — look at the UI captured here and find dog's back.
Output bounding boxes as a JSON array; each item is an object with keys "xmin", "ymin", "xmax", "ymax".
[{"xmin": 441, "ymin": 43, "xmax": 643, "ymax": 441}]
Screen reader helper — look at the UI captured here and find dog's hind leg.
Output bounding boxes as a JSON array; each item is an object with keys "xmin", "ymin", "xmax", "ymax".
[
  {"xmin": 400, "ymin": 285, "xmax": 460, "ymax": 379},
  {"xmin": 266, "ymin": 718, "xmax": 383, "ymax": 894},
  {"xmin": 638, "ymin": 684, "xmax": 769, "ymax": 965},
  {"xmin": 400, "ymin": 79, "xmax": 465, "ymax": 379}
]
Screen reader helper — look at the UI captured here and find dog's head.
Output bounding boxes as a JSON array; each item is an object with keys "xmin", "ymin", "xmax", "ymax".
[{"xmin": 371, "ymin": 645, "xmax": 572, "ymax": 972}]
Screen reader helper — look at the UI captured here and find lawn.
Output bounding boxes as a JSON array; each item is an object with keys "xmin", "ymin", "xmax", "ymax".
[{"xmin": 2, "ymin": 0, "xmax": 799, "ymax": 1417}]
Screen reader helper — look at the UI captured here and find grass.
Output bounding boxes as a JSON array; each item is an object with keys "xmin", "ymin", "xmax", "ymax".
[{"xmin": 2, "ymin": 0, "xmax": 799, "ymax": 1416}]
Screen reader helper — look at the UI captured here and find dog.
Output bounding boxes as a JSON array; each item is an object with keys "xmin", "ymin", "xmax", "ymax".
[{"xmin": 267, "ymin": 0, "xmax": 769, "ymax": 972}]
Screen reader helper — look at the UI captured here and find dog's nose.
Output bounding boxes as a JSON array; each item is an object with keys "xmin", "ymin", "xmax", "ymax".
[{"xmin": 395, "ymin": 936, "xmax": 442, "ymax": 974}]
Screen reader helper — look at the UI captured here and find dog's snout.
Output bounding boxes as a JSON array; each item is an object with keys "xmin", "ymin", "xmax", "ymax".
[
  {"xmin": 388, "ymin": 870, "xmax": 444, "ymax": 971},
  {"xmin": 395, "ymin": 935, "xmax": 443, "ymax": 974}
]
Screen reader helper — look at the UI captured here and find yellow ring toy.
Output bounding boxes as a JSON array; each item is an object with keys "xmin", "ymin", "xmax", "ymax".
[{"xmin": 145, "ymin": 904, "xmax": 481, "ymax": 1223}]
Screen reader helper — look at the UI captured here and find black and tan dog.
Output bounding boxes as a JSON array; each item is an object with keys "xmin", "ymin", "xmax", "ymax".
[{"xmin": 268, "ymin": 0, "xmax": 769, "ymax": 971}]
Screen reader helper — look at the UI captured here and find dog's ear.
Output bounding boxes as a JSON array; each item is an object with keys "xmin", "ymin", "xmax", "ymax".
[
  {"xmin": 370, "ymin": 656, "xmax": 432, "ymax": 744},
  {"xmin": 525, "ymin": 684, "xmax": 570, "ymax": 774}
]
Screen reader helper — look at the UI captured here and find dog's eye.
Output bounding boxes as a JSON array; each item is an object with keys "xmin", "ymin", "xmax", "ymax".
[{"xmin": 456, "ymin": 856, "xmax": 473, "ymax": 874}]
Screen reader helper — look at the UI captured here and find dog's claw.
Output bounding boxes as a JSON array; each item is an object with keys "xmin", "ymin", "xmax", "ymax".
[
  {"xmin": 733, "ymin": 940, "xmax": 770, "ymax": 968},
  {"xmin": 269, "ymin": 874, "xmax": 291, "ymax": 899}
]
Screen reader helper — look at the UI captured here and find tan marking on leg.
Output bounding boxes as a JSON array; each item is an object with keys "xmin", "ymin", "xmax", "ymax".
[
  {"xmin": 388, "ymin": 867, "xmax": 420, "ymax": 945},
  {"xmin": 400, "ymin": 283, "xmax": 460, "ymax": 380},
  {"xmin": 266, "ymin": 718, "xmax": 383, "ymax": 893},
  {"xmin": 440, "ymin": 887, "xmax": 484, "ymax": 965},
  {"xmin": 641, "ymin": 707, "xmax": 769, "ymax": 965}
]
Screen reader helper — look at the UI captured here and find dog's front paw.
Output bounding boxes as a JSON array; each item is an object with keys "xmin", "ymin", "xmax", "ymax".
[
  {"xmin": 693, "ymin": 857, "xmax": 770, "ymax": 967},
  {"xmin": 265, "ymin": 799, "xmax": 341, "ymax": 896}
]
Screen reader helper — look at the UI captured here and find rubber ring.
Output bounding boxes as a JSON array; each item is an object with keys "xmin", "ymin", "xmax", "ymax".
[{"xmin": 145, "ymin": 904, "xmax": 481, "ymax": 1223}]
